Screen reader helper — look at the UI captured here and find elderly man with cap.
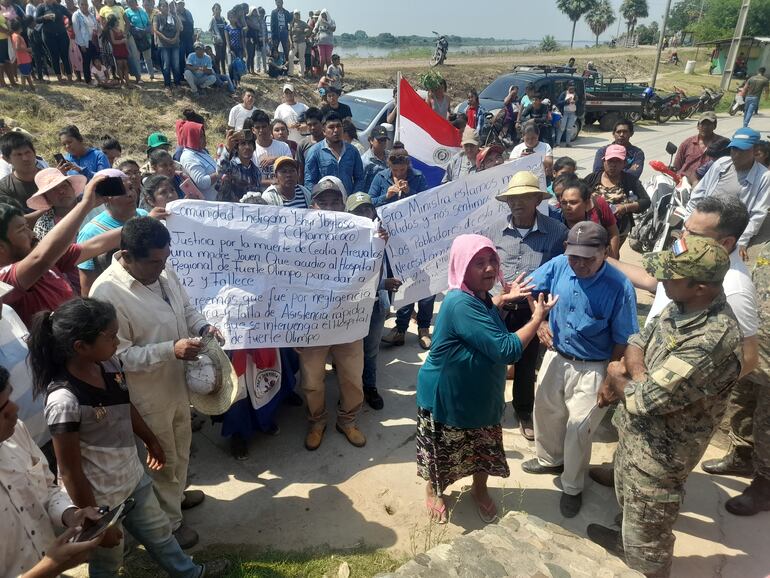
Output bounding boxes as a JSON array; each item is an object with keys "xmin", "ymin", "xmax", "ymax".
[
  {"xmin": 183, "ymin": 41, "xmax": 217, "ymax": 95},
  {"xmin": 90, "ymin": 217, "xmax": 225, "ymax": 549},
  {"xmin": 687, "ymin": 127, "xmax": 770, "ymax": 261},
  {"xmin": 491, "ymin": 171, "xmax": 567, "ymax": 440},
  {"xmin": 298, "ymin": 176, "xmax": 368, "ymax": 450},
  {"xmin": 672, "ymin": 111, "xmax": 725, "ymax": 184},
  {"xmin": 523, "ymin": 221, "xmax": 637, "ymax": 518},
  {"xmin": 274, "ymin": 83, "xmax": 309, "ymax": 143},
  {"xmin": 476, "ymin": 144, "xmax": 504, "ymax": 172},
  {"xmin": 588, "ymin": 236, "xmax": 742, "ymax": 578},
  {"xmin": 443, "ymin": 127, "xmax": 479, "ymax": 183}
]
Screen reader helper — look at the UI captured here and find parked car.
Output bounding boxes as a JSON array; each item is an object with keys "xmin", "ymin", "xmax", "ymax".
[{"xmin": 455, "ymin": 65, "xmax": 586, "ymax": 143}]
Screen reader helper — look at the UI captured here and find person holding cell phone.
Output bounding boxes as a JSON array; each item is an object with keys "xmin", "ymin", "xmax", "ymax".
[{"xmin": 58, "ymin": 125, "xmax": 110, "ymax": 182}]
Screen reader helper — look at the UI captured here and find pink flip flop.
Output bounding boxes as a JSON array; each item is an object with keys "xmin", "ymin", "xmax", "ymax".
[{"xmin": 425, "ymin": 497, "xmax": 448, "ymax": 524}]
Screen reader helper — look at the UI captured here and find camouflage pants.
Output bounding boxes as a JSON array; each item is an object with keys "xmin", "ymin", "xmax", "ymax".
[
  {"xmin": 727, "ymin": 378, "xmax": 770, "ymax": 479},
  {"xmin": 615, "ymin": 445, "xmax": 683, "ymax": 578}
]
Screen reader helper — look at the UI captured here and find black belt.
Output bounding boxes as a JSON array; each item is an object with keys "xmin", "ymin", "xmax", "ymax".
[{"xmin": 555, "ymin": 349, "xmax": 607, "ymax": 364}]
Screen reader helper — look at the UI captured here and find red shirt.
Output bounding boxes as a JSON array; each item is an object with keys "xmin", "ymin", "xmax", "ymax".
[
  {"xmin": 673, "ymin": 133, "xmax": 724, "ymax": 183},
  {"xmin": 466, "ymin": 106, "xmax": 478, "ymax": 131},
  {"xmin": 0, "ymin": 244, "xmax": 82, "ymax": 326}
]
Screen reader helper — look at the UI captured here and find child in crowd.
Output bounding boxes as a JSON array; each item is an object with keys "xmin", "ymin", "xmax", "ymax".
[
  {"xmin": 140, "ymin": 174, "xmax": 177, "ymax": 211},
  {"xmin": 148, "ymin": 149, "xmax": 185, "ymax": 197},
  {"xmin": 325, "ymin": 53, "xmax": 344, "ymax": 90},
  {"xmin": 103, "ymin": 15, "xmax": 129, "ymax": 85},
  {"xmin": 10, "ymin": 19, "xmax": 34, "ymax": 91},
  {"xmin": 28, "ymin": 297, "xmax": 227, "ymax": 577},
  {"xmin": 100, "ymin": 135, "xmax": 122, "ymax": 167},
  {"xmin": 90, "ymin": 56, "xmax": 120, "ymax": 89}
]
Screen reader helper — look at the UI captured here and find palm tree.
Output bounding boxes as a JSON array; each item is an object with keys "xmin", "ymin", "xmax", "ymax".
[
  {"xmin": 621, "ymin": 0, "xmax": 649, "ymax": 38},
  {"xmin": 586, "ymin": 0, "xmax": 617, "ymax": 47},
  {"xmin": 556, "ymin": 0, "xmax": 598, "ymax": 48}
]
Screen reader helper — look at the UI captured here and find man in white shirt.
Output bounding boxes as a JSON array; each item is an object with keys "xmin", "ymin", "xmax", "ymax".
[
  {"xmin": 510, "ymin": 122, "xmax": 554, "ymax": 178},
  {"xmin": 251, "ymin": 109, "xmax": 291, "ymax": 187},
  {"xmin": 686, "ymin": 127, "xmax": 770, "ymax": 260},
  {"xmin": 227, "ymin": 87, "xmax": 257, "ymax": 131},
  {"xmin": 274, "ymin": 83, "xmax": 309, "ymax": 143}
]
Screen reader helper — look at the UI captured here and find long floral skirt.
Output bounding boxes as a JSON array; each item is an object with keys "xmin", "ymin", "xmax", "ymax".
[{"xmin": 416, "ymin": 407, "xmax": 509, "ymax": 495}]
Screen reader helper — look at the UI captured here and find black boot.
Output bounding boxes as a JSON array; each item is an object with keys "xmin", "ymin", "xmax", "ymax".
[
  {"xmin": 725, "ymin": 476, "xmax": 770, "ymax": 516},
  {"xmin": 364, "ymin": 387, "xmax": 384, "ymax": 410},
  {"xmin": 701, "ymin": 446, "xmax": 754, "ymax": 477},
  {"xmin": 587, "ymin": 524, "xmax": 625, "ymax": 558}
]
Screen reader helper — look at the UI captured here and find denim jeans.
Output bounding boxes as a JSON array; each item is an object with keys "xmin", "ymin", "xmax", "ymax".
[
  {"xmin": 159, "ymin": 46, "xmax": 181, "ymax": 87},
  {"xmin": 744, "ymin": 95, "xmax": 760, "ymax": 127},
  {"xmin": 556, "ymin": 111, "xmax": 577, "ymax": 146},
  {"xmin": 363, "ymin": 301, "xmax": 387, "ymax": 389},
  {"xmin": 89, "ymin": 474, "xmax": 201, "ymax": 578},
  {"xmin": 395, "ymin": 296, "xmax": 435, "ymax": 332}
]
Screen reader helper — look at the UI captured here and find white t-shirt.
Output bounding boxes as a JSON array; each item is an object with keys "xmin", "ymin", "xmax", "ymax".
[
  {"xmin": 228, "ymin": 103, "xmax": 255, "ymax": 130},
  {"xmin": 646, "ymin": 250, "xmax": 758, "ymax": 337},
  {"xmin": 274, "ymin": 102, "xmax": 309, "ymax": 143},
  {"xmin": 509, "ymin": 141, "xmax": 553, "ymax": 160},
  {"xmin": 253, "ymin": 139, "xmax": 292, "ymax": 180}
]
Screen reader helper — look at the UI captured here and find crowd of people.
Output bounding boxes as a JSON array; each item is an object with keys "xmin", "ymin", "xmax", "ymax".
[{"xmin": 1, "ymin": 6, "xmax": 770, "ymax": 578}]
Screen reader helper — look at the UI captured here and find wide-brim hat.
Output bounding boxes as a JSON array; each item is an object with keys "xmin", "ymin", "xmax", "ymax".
[
  {"xmin": 185, "ymin": 334, "xmax": 239, "ymax": 416},
  {"xmin": 495, "ymin": 170, "xmax": 549, "ymax": 201},
  {"xmin": 28, "ymin": 168, "xmax": 87, "ymax": 211}
]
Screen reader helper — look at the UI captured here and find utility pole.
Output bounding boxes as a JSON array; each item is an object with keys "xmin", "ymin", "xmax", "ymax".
[
  {"xmin": 650, "ymin": 0, "xmax": 674, "ymax": 89},
  {"xmin": 721, "ymin": 0, "xmax": 752, "ymax": 91}
]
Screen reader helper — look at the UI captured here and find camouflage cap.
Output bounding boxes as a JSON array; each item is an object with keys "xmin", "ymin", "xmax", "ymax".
[{"xmin": 643, "ymin": 235, "xmax": 730, "ymax": 283}]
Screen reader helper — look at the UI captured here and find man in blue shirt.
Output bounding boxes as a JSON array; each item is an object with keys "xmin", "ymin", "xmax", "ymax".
[
  {"xmin": 523, "ymin": 221, "xmax": 638, "ymax": 518},
  {"xmin": 183, "ymin": 42, "xmax": 217, "ymax": 95},
  {"xmin": 303, "ymin": 111, "xmax": 364, "ymax": 196},
  {"xmin": 270, "ymin": 0, "xmax": 293, "ymax": 70},
  {"xmin": 361, "ymin": 126, "xmax": 389, "ymax": 193}
]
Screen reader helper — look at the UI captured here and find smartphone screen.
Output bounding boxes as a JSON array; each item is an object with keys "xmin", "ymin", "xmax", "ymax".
[
  {"xmin": 53, "ymin": 153, "xmax": 65, "ymax": 165},
  {"xmin": 95, "ymin": 176, "xmax": 126, "ymax": 197}
]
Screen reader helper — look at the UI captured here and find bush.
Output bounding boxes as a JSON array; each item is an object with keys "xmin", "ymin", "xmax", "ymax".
[
  {"xmin": 419, "ymin": 70, "xmax": 445, "ymax": 91},
  {"xmin": 540, "ymin": 35, "xmax": 561, "ymax": 52}
]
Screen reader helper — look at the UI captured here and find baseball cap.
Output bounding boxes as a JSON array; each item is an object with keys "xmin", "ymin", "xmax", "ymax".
[
  {"xmin": 311, "ymin": 177, "xmax": 346, "ymax": 201},
  {"xmin": 282, "ymin": 83, "xmax": 295, "ymax": 93},
  {"xmin": 146, "ymin": 132, "xmax": 170, "ymax": 153},
  {"xmin": 476, "ymin": 144, "xmax": 504, "ymax": 169},
  {"xmin": 193, "ymin": 41, "xmax": 205, "ymax": 50},
  {"xmin": 564, "ymin": 221, "xmax": 609, "ymax": 258},
  {"xmin": 370, "ymin": 126, "xmax": 389, "ymax": 140},
  {"xmin": 643, "ymin": 235, "xmax": 729, "ymax": 283},
  {"xmin": 461, "ymin": 127, "xmax": 480, "ymax": 146},
  {"xmin": 729, "ymin": 127, "xmax": 761, "ymax": 150},
  {"xmin": 273, "ymin": 156, "xmax": 297, "ymax": 173},
  {"xmin": 604, "ymin": 144, "xmax": 626, "ymax": 161},
  {"xmin": 345, "ymin": 192, "xmax": 374, "ymax": 213},
  {"xmin": 698, "ymin": 111, "xmax": 717, "ymax": 124}
]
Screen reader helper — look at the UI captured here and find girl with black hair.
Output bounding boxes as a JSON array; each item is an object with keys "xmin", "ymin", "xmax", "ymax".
[{"xmin": 27, "ymin": 297, "xmax": 219, "ymax": 577}]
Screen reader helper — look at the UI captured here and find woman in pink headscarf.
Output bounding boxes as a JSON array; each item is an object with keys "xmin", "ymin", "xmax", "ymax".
[{"xmin": 416, "ymin": 234, "xmax": 557, "ymax": 524}]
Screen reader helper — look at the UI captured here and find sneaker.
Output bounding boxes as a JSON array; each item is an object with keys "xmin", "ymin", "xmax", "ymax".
[
  {"xmin": 364, "ymin": 387, "xmax": 384, "ymax": 410},
  {"xmin": 560, "ymin": 492, "xmax": 582, "ymax": 518},
  {"xmin": 181, "ymin": 489, "xmax": 205, "ymax": 510},
  {"xmin": 381, "ymin": 327, "xmax": 405, "ymax": 346},
  {"xmin": 521, "ymin": 458, "xmax": 564, "ymax": 475},
  {"xmin": 336, "ymin": 423, "xmax": 366, "ymax": 447},
  {"xmin": 173, "ymin": 524, "xmax": 199, "ymax": 549},
  {"xmin": 418, "ymin": 328, "xmax": 432, "ymax": 350},
  {"xmin": 304, "ymin": 426, "xmax": 326, "ymax": 451},
  {"xmin": 200, "ymin": 558, "xmax": 232, "ymax": 577}
]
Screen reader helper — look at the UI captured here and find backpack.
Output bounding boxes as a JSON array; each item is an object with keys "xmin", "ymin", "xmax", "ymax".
[{"xmin": 627, "ymin": 209, "xmax": 660, "ymax": 253}]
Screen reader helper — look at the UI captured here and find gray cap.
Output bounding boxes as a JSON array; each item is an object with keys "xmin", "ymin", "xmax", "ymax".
[{"xmin": 564, "ymin": 221, "xmax": 608, "ymax": 258}]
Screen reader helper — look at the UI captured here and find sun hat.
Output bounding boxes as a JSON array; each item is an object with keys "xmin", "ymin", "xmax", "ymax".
[
  {"xmin": 146, "ymin": 132, "xmax": 170, "ymax": 154},
  {"xmin": 273, "ymin": 156, "xmax": 297, "ymax": 173},
  {"xmin": 495, "ymin": 170, "xmax": 549, "ymax": 201},
  {"xmin": 185, "ymin": 334, "xmax": 240, "ymax": 415},
  {"xmin": 603, "ymin": 144, "xmax": 627, "ymax": 161},
  {"xmin": 28, "ymin": 168, "xmax": 87, "ymax": 211},
  {"xmin": 729, "ymin": 127, "xmax": 761, "ymax": 151},
  {"xmin": 461, "ymin": 126, "xmax": 480, "ymax": 146},
  {"xmin": 564, "ymin": 221, "xmax": 609, "ymax": 258},
  {"xmin": 643, "ymin": 235, "xmax": 729, "ymax": 283},
  {"xmin": 345, "ymin": 192, "xmax": 374, "ymax": 213}
]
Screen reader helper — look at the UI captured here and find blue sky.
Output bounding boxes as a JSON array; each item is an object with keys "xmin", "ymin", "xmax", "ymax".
[{"xmin": 189, "ymin": 0, "xmax": 667, "ymax": 42}]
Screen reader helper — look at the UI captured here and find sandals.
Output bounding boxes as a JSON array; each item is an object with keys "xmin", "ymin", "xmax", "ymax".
[
  {"xmin": 472, "ymin": 493, "xmax": 498, "ymax": 524},
  {"xmin": 425, "ymin": 496, "xmax": 448, "ymax": 524}
]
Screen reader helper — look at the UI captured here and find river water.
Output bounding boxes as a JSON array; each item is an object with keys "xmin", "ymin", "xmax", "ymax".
[{"xmin": 334, "ymin": 40, "xmax": 598, "ymax": 59}]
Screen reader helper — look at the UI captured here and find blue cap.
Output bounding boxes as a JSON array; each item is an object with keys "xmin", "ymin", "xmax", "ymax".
[{"xmin": 729, "ymin": 127, "xmax": 761, "ymax": 150}]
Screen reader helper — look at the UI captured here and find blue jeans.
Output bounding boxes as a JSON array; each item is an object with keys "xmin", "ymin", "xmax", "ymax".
[
  {"xmin": 395, "ymin": 295, "xmax": 435, "ymax": 332},
  {"xmin": 556, "ymin": 111, "xmax": 577, "ymax": 145},
  {"xmin": 363, "ymin": 301, "xmax": 387, "ymax": 389},
  {"xmin": 89, "ymin": 475, "xmax": 201, "ymax": 578},
  {"xmin": 214, "ymin": 73, "xmax": 236, "ymax": 94},
  {"xmin": 159, "ymin": 46, "xmax": 181, "ymax": 87},
  {"xmin": 744, "ymin": 95, "xmax": 760, "ymax": 127}
]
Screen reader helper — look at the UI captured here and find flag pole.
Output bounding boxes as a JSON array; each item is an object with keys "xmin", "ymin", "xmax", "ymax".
[{"xmin": 395, "ymin": 71, "xmax": 401, "ymax": 143}]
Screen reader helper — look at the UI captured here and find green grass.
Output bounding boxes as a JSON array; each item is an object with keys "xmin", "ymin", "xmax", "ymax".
[{"xmin": 120, "ymin": 545, "xmax": 404, "ymax": 578}]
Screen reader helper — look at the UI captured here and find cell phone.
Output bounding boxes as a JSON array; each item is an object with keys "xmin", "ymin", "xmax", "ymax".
[
  {"xmin": 179, "ymin": 177, "xmax": 205, "ymax": 199},
  {"xmin": 95, "ymin": 176, "xmax": 126, "ymax": 197},
  {"xmin": 75, "ymin": 498, "xmax": 135, "ymax": 542},
  {"xmin": 53, "ymin": 153, "xmax": 65, "ymax": 165}
]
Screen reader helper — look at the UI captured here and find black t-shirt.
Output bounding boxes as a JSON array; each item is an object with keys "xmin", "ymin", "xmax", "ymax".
[
  {"xmin": 0, "ymin": 174, "xmax": 38, "ymax": 210},
  {"xmin": 36, "ymin": 3, "xmax": 70, "ymax": 35},
  {"xmin": 321, "ymin": 103, "xmax": 353, "ymax": 121}
]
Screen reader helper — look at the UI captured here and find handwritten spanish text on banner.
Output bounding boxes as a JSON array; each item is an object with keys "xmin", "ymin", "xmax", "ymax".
[{"xmin": 166, "ymin": 200, "xmax": 385, "ymax": 349}]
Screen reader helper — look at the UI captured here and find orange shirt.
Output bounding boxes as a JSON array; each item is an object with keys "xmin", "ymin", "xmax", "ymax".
[{"xmin": 12, "ymin": 33, "xmax": 31, "ymax": 65}]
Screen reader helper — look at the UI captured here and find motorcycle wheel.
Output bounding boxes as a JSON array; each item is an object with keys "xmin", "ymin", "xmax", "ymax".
[
  {"xmin": 656, "ymin": 106, "xmax": 674, "ymax": 124},
  {"xmin": 677, "ymin": 110, "xmax": 690, "ymax": 120},
  {"xmin": 626, "ymin": 111, "xmax": 642, "ymax": 123},
  {"xmin": 729, "ymin": 104, "xmax": 739, "ymax": 116}
]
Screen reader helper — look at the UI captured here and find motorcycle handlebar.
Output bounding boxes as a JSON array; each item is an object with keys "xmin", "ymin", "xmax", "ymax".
[{"xmin": 649, "ymin": 160, "xmax": 681, "ymax": 184}]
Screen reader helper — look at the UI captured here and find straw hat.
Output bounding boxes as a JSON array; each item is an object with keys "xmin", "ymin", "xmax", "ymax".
[
  {"xmin": 185, "ymin": 334, "xmax": 239, "ymax": 415},
  {"xmin": 28, "ymin": 168, "xmax": 87, "ymax": 211},
  {"xmin": 495, "ymin": 171, "xmax": 550, "ymax": 201}
]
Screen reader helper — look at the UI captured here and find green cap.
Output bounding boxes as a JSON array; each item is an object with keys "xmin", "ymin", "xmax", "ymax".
[
  {"xmin": 345, "ymin": 192, "xmax": 374, "ymax": 213},
  {"xmin": 146, "ymin": 132, "xmax": 170, "ymax": 153},
  {"xmin": 643, "ymin": 235, "xmax": 730, "ymax": 283}
]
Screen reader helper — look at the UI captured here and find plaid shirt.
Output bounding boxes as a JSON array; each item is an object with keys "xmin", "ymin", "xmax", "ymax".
[{"xmin": 218, "ymin": 151, "xmax": 262, "ymax": 199}]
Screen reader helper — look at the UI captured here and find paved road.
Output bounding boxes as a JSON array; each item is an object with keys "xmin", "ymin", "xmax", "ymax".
[{"xmin": 174, "ymin": 111, "xmax": 769, "ymax": 577}]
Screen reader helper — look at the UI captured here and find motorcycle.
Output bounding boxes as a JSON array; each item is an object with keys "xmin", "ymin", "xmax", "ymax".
[
  {"xmin": 641, "ymin": 88, "xmax": 677, "ymax": 123},
  {"xmin": 729, "ymin": 91, "xmax": 745, "ymax": 116},
  {"xmin": 430, "ymin": 32, "xmax": 448, "ymax": 67},
  {"xmin": 629, "ymin": 142, "xmax": 692, "ymax": 253},
  {"xmin": 672, "ymin": 86, "xmax": 701, "ymax": 120},
  {"xmin": 695, "ymin": 87, "xmax": 724, "ymax": 113}
]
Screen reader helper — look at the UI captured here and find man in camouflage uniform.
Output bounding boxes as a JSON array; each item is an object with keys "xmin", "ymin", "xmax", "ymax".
[
  {"xmin": 587, "ymin": 236, "xmax": 743, "ymax": 578},
  {"xmin": 702, "ymin": 241, "xmax": 770, "ymax": 515}
]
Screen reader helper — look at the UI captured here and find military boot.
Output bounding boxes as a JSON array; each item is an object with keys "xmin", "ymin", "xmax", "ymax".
[
  {"xmin": 701, "ymin": 446, "xmax": 754, "ymax": 477},
  {"xmin": 725, "ymin": 476, "xmax": 770, "ymax": 516}
]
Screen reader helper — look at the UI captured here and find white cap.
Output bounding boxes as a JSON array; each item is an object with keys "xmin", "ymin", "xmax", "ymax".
[{"xmin": 282, "ymin": 83, "xmax": 295, "ymax": 93}]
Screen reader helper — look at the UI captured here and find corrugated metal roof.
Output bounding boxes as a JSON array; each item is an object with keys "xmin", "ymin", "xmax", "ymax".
[{"xmin": 695, "ymin": 36, "xmax": 770, "ymax": 46}]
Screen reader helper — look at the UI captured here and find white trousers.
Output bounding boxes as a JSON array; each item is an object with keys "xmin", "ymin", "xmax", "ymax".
[{"xmin": 533, "ymin": 349, "xmax": 608, "ymax": 495}]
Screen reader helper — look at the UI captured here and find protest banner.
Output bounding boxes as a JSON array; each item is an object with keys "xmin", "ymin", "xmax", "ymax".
[
  {"xmin": 378, "ymin": 154, "xmax": 545, "ymax": 306},
  {"xmin": 165, "ymin": 200, "xmax": 385, "ymax": 349}
]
